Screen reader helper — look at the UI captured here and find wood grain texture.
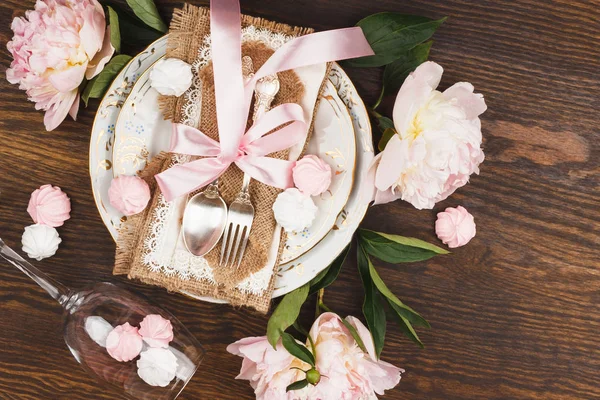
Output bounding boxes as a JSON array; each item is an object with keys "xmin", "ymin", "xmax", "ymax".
[{"xmin": 0, "ymin": 0, "xmax": 599, "ymax": 399}]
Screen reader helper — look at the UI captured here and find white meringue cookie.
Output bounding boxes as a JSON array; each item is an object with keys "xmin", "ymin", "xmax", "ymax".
[
  {"xmin": 21, "ymin": 224, "xmax": 61, "ymax": 261},
  {"xmin": 137, "ymin": 348, "xmax": 179, "ymax": 387},
  {"xmin": 84, "ymin": 316, "xmax": 114, "ymax": 348},
  {"xmin": 149, "ymin": 58, "xmax": 193, "ymax": 97},
  {"xmin": 272, "ymin": 188, "xmax": 318, "ymax": 233}
]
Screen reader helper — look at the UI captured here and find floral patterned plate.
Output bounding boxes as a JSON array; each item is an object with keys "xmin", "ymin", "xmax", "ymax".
[{"xmin": 89, "ymin": 34, "xmax": 373, "ymax": 298}]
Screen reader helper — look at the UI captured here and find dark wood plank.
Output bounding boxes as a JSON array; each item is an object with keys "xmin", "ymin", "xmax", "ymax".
[{"xmin": 0, "ymin": 0, "xmax": 598, "ymax": 399}]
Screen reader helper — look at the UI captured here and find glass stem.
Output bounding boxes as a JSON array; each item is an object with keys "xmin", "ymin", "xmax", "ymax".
[{"xmin": 0, "ymin": 238, "xmax": 71, "ymax": 306}]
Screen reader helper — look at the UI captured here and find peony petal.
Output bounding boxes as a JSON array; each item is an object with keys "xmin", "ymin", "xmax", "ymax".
[
  {"xmin": 443, "ymin": 82, "xmax": 487, "ymax": 120},
  {"xmin": 362, "ymin": 153, "xmax": 380, "ymax": 204},
  {"xmin": 373, "ymin": 186, "xmax": 400, "ymax": 205},
  {"xmin": 375, "ymin": 135, "xmax": 404, "ymax": 191},
  {"xmin": 86, "ymin": 26, "xmax": 115, "ymax": 80},
  {"xmin": 369, "ymin": 359, "xmax": 403, "ymax": 395},
  {"xmin": 344, "ymin": 316, "xmax": 378, "ymax": 361},
  {"xmin": 79, "ymin": 5, "xmax": 105, "ymax": 59},
  {"xmin": 392, "ymin": 61, "xmax": 443, "ymax": 135},
  {"xmin": 43, "ymin": 89, "xmax": 78, "ymax": 131},
  {"xmin": 69, "ymin": 92, "xmax": 80, "ymax": 121},
  {"xmin": 49, "ymin": 63, "xmax": 87, "ymax": 92}
]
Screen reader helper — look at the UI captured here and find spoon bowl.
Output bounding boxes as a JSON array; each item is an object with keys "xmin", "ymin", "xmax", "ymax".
[{"xmin": 182, "ymin": 182, "xmax": 228, "ymax": 257}]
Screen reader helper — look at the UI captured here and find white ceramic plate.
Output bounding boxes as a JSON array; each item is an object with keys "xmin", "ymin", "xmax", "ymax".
[
  {"xmin": 113, "ymin": 60, "xmax": 355, "ymax": 265},
  {"xmin": 89, "ymin": 36, "xmax": 167, "ymax": 238},
  {"xmin": 89, "ymin": 35, "xmax": 373, "ymax": 298}
]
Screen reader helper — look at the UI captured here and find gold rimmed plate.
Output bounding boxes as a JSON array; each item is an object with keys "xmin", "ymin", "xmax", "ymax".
[{"xmin": 112, "ymin": 56, "xmax": 356, "ymax": 265}]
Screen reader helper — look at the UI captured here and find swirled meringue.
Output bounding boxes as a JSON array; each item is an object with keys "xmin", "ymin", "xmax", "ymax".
[
  {"xmin": 108, "ymin": 175, "xmax": 151, "ymax": 216},
  {"xmin": 273, "ymin": 188, "xmax": 318, "ymax": 233},
  {"xmin": 435, "ymin": 206, "xmax": 476, "ymax": 248},
  {"xmin": 27, "ymin": 184, "xmax": 71, "ymax": 227},
  {"xmin": 293, "ymin": 155, "xmax": 333, "ymax": 196},
  {"xmin": 22, "ymin": 224, "xmax": 61, "ymax": 261},
  {"xmin": 137, "ymin": 348, "xmax": 178, "ymax": 387},
  {"xmin": 139, "ymin": 314, "xmax": 174, "ymax": 348},
  {"xmin": 106, "ymin": 322, "xmax": 144, "ymax": 362},
  {"xmin": 149, "ymin": 58, "xmax": 193, "ymax": 97}
]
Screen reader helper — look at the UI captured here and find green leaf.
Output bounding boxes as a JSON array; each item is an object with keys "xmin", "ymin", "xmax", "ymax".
[
  {"xmin": 82, "ymin": 54, "xmax": 132, "ymax": 106},
  {"xmin": 382, "ymin": 41, "xmax": 432, "ymax": 95},
  {"xmin": 340, "ymin": 318, "xmax": 368, "ymax": 353},
  {"xmin": 286, "ymin": 379, "xmax": 309, "ymax": 392},
  {"xmin": 377, "ymin": 116, "xmax": 395, "ymax": 131},
  {"xmin": 308, "ymin": 245, "xmax": 350, "ymax": 295},
  {"xmin": 346, "ymin": 13, "xmax": 446, "ymax": 67},
  {"xmin": 110, "ymin": 4, "xmax": 164, "ymax": 48},
  {"xmin": 126, "ymin": 0, "xmax": 167, "ymax": 33},
  {"xmin": 365, "ymin": 254, "xmax": 430, "ymax": 329},
  {"xmin": 359, "ymin": 229, "xmax": 449, "ymax": 263},
  {"xmin": 281, "ymin": 331, "xmax": 315, "ymax": 367},
  {"xmin": 378, "ymin": 128, "xmax": 397, "ymax": 152},
  {"xmin": 107, "ymin": 6, "xmax": 121, "ymax": 53},
  {"xmin": 387, "ymin": 301, "xmax": 424, "ymax": 348},
  {"xmin": 267, "ymin": 283, "xmax": 310, "ymax": 348},
  {"xmin": 357, "ymin": 243, "xmax": 386, "ymax": 359}
]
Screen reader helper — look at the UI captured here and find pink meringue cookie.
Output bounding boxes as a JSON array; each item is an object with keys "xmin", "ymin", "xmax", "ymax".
[
  {"xmin": 292, "ymin": 155, "xmax": 333, "ymax": 196},
  {"xmin": 108, "ymin": 176, "xmax": 151, "ymax": 216},
  {"xmin": 106, "ymin": 322, "xmax": 144, "ymax": 362},
  {"xmin": 27, "ymin": 185, "xmax": 71, "ymax": 227},
  {"xmin": 139, "ymin": 314, "xmax": 174, "ymax": 348},
  {"xmin": 435, "ymin": 206, "xmax": 476, "ymax": 248}
]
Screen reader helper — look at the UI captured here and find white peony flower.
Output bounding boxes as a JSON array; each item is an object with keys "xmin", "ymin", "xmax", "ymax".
[
  {"xmin": 84, "ymin": 316, "xmax": 114, "ymax": 348},
  {"xmin": 272, "ymin": 188, "xmax": 318, "ymax": 233},
  {"xmin": 21, "ymin": 224, "xmax": 61, "ymax": 261},
  {"xmin": 367, "ymin": 61, "xmax": 487, "ymax": 209},
  {"xmin": 149, "ymin": 58, "xmax": 194, "ymax": 97},
  {"xmin": 137, "ymin": 348, "xmax": 178, "ymax": 387}
]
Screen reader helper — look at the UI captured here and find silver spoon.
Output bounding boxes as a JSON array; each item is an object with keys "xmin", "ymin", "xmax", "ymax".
[{"xmin": 182, "ymin": 180, "xmax": 228, "ymax": 256}]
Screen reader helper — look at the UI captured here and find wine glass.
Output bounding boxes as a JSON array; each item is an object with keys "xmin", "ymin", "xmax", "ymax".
[{"xmin": 0, "ymin": 238, "xmax": 204, "ymax": 400}]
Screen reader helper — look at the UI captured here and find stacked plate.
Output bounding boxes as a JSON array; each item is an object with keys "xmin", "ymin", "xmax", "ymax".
[{"xmin": 89, "ymin": 35, "xmax": 374, "ymax": 299}]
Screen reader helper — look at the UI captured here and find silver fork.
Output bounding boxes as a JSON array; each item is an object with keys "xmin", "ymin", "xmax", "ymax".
[{"xmin": 219, "ymin": 58, "xmax": 280, "ymax": 269}]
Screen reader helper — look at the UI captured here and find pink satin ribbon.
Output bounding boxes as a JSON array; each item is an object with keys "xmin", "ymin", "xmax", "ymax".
[{"xmin": 155, "ymin": 0, "xmax": 374, "ymax": 202}]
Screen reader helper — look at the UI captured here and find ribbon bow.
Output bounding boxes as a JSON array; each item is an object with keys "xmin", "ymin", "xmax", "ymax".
[{"xmin": 155, "ymin": 0, "xmax": 374, "ymax": 202}]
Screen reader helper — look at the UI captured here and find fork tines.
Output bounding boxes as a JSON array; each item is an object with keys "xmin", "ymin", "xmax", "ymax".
[{"xmin": 219, "ymin": 196, "xmax": 254, "ymax": 270}]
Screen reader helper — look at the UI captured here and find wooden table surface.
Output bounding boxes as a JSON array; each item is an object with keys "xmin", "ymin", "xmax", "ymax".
[{"xmin": 1, "ymin": 0, "xmax": 598, "ymax": 399}]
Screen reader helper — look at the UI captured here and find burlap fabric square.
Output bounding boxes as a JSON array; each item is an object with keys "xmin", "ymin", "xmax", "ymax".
[{"xmin": 114, "ymin": 4, "xmax": 332, "ymax": 313}]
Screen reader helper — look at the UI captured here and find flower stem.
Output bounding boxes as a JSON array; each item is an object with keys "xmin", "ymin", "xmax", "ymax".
[
  {"xmin": 372, "ymin": 87, "xmax": 385, "ymax": 110},
  {"xmin": 318, "ymin": 302, "xmax": 333, "ymax": 313},
  {"xmin": 367, "ymin": 105, "xmax": 384, "ymax": 120},
  {"xmin": 315, "ymin": 288, "xmax": 325, "ymax": 319}
]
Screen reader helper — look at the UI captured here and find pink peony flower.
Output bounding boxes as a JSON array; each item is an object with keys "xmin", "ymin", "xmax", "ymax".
[
  {"xmin": 227, "ymin": 336, "xmax": 311, "ymax": 400},
  {"xmin": 6, "ymin": 0, "xmax": 115, "ymax": 131},
  {"xmin": 138, "ymin": 314, "xmax": 174, "ymax": 349},
  {"xmin": 108, "ymin": 175, "xmax": 151, "ymax": 216},
  {"xmin": 228, "ymin": 314, "xmax": 403, "ymax": 399},
  {"xmin": 435, "ymin": 205, "xmax": 476, "ymax": 248},
  {"xmin": 27, "ymin": 184, "xmax": 71, "ymax": 227},
  {"xmin": 292, "ymin": 155, "xmax": 333, "ymax": 196},
  {"xmin": 308, "ymin": 313, "xmax": 403, "ymax": 399},
  {"xmin": 106, "ymin": 322, "xmax": 143, "ymax": 362},
  {"xmin": 366, "ymin": 61, "xmax": 487, "ymax": 209}
]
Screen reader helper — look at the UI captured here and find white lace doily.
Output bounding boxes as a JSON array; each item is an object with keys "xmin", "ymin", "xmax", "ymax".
[{"xmin": 141, "ymin": 26, "xmax": 296, "ymax": 295}]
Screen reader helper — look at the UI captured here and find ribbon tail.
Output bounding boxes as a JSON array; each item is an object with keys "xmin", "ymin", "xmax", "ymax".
[
  {"xmin": 250, "ymin": 27, "xmax": 374, "ymax": 82},
  {"xmin": 235, "ymin": 156, "xmax": 296, "ymax": 190},
  {"xmin": 155, "ymin": 158, "xmax": 229, "ymax": 202},
  {"xmin": 170, "ymin": 123, "xmax": 222, "ymax": 156}
]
